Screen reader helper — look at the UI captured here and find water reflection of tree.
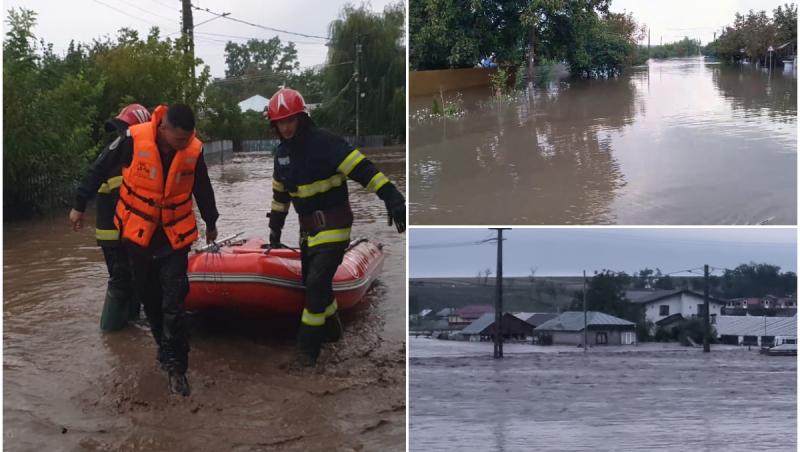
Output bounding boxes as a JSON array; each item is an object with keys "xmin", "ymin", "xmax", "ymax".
[
  {"xmin": 711, "ymin": 65, "xmax": 797, "ymax": 122},
  {"xmin": 412, "ymin": 77, "xmax": 639, "ymax": 224}
]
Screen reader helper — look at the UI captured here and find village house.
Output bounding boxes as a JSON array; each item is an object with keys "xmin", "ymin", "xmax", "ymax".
[
  {"xmin": 513, "ymin": 312, "xmax": 559, "ymax": 328},
  {"xmin": 715, "ymin": 315, "xmax": 797, "ymax": 347},
  {"xmin": 534, "ymin": 311, "xmax": 637, "ymax": 346},
  {"xmin": 458, "ymin": 312, "xmax": 536, "ymax": 342},
  {"xmin": 448, "ymin": 304, "xmax": 494, "ymax": 327},
  {"xmin": 626, "ymin": 289, "xmax": 726, "ymax": 333}
]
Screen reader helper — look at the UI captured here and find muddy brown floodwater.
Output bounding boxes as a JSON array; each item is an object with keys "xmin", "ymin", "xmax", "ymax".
[
  {"xmin": 410, "ymin": 58, "xmax": 797, "ymax": 225},
  {"xmin": 410, "ymin": 338, "xmax": 797, "ymax": 451},
  {"xmin": 4, "ymin": 148, "xmax": 406, "ymax": 451}
]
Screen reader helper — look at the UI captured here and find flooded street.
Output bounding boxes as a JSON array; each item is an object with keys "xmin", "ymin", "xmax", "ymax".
[
  {"xmin": 4, "ymin": 149, "xmax": 406, "ymax": 451},
  {"xmin": 410, "ymin": 338, "xmax": 797, "ymax": 451},
  {"xmin": 410, "ymin": 58, "xmax": 797, "ymax": 225}
]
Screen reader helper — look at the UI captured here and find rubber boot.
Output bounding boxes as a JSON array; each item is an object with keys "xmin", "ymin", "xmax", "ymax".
[
  {"xmin": 323, "ymin": 312, "xmax": 343, "ymax": 343},
  {"xmin": 99, "ymin": 286, "xmax": 128, "ymax": 331},
  {"xmin": 292, "ymin": 324, "xmax": 325, "ymax": 368},
  {"xmin": 168, "ymin": 371, "xmax": 191, "ymax": 396},
  {"xmin": 127, "ymin": 298, "xmax": 141, "ymax": 321}
]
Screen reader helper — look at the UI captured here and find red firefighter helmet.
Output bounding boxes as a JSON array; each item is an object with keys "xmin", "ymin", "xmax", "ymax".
[
  {"xmin": 266, "ymin": 88, "xmax": 306, "ymax": 122},
  {"xmin": 104, "ymin": 103, "xmax": 151, "ymax": 132}
]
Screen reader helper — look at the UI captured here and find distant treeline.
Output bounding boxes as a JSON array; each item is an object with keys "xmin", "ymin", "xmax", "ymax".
[{"xmin": 703, "ymin": 3, "xmax": 797, "ymax": 65}]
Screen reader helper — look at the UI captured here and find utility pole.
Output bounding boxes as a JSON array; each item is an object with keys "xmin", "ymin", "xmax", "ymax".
[
  {"xmin": 583, "ymin": 270, "xmax": 588, "ymax": 352},
  {"xmin": 490, "ymin": 228, "xmax": 510, "ymax": 359},
  {"xmin": 648, "ymin": 29, "xmax": 651, "ymax": 56},
  {"xmin": 703, "ymin": 264, "xmax": 710, "ymax": 353},
  {"xmin": 355, "ymin": 39, "xmax": 362, "ymax": 147},
  {"xmin": 181, "ymin": 0, "xmax": 195, "ymax": 81}
]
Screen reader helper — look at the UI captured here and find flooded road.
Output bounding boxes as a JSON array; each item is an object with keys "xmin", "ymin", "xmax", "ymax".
[
  {"xmin": 410, "ymin": 58, "xmax": 797, "ymax": 225},
  {"xmin": 4, "ymin": 149, "xmax": 406, "ymax": 451},
  {"xmin": 409, "ymin": 338, "xmax": 797, "ymax": 451}
]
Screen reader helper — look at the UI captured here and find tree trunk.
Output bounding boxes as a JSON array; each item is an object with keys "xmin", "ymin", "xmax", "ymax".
[{"xmin": 527, "ymin": 26, "xmax": 536, "ymax": 86}]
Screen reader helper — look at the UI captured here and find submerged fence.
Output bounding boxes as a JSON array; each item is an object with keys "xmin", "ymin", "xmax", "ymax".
[
  {"xmin": 240, "ymin": 135, "xmax": 386, "ymax": 153},
  {"xmin": 7, "ymin": 140, "xmax": 235, "ymax": 220},
  {"xmin": 203, "ymin": 140, "xmax": 234, "ymax": 165}
]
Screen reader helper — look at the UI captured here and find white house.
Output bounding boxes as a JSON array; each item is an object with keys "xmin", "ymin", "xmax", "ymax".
[
  {"xmin": 237, "ymin": 94, "xmax": 269, "ymax": 113},
  {"xmin": 626, "ymin": 289, "xmax": 726, "ymax": 332}
]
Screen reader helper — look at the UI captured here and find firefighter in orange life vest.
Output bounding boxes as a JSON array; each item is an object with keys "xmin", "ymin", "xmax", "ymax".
[
  {"xmin": 70, "ymin": 104, "xmax": 219, "ymax": 396},
  {"xmin": 265, "ymin": 88, "xmax": 406, "ymax": 367},
  {"xmin": 95, "ymin": 104, "xmax": 151, "ymax": 331}
]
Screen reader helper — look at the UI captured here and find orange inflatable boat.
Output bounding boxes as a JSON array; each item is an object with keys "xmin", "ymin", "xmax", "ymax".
[{"xmin": 186, "ymin": 237, "xmax": 385, "ymax": 313}]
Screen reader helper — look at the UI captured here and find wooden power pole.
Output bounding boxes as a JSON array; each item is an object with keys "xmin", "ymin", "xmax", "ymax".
[
  {"xmin": 703, "ymin": 264, "xmax": 710, "ymax": 353},
  {"xmin": 491, "ymin": 228, "xmax": 510, "ymax": 359},
  {"xmin": 583, "ymin": 270, "xmax": 588, "ymax": 352},
  {"xmin": 181, "ymin": 0, "xmax": 195, "ymax": 89}
]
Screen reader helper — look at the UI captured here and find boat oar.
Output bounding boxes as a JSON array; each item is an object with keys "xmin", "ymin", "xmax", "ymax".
[{"xmin": 195, "ymin": 232, "xmax": 244, "ymax": 253}]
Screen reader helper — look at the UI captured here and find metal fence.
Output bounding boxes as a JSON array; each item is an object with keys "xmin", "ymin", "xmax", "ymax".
[
  {"xmin": 241, "ymin": 139, "xmax": 280, "ymax": 153},
  {"xmin": 239, "ymin": 135, "xmax": 386, "ymax": 153},
  {"xmin": 204, "ymin": 140, "xmax": 234, "ymax": 165}
]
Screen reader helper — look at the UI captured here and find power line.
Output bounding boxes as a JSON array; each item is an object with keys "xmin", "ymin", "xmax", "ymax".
[
  {"xmin": 91, "ymin": 0, "xmax": 169, "ymax": 27},
  {"xmin": 111, "ymin": 0, "xmax": 177, "ymax": 23},
  {"xmin": 190, "ymin": 4, "xmax": 329, "ymax": 40},
  {"xmin": 194, "ymin": 31, "xmax": 326, "ymax": 46},
  {"xmin": 410, "ymin": 239, "xmax": 495, "ymax": 250}
]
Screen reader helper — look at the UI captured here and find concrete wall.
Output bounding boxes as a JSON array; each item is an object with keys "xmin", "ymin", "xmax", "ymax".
[{"xmin": 410, "ymin": 68, "xmax": 496, "ymax": 97}]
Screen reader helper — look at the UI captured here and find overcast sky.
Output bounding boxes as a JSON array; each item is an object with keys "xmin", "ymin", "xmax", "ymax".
[
  {"xmin": 4, "ymin": 0, "xmax": 399, "ymax": 78},
  {"xmin": 410, "ymin": 228, "xmax": 797, "ymax": 278},
  {"xmin": 609, "ymin": 0, "xmax": 795, "ymax": 45}
]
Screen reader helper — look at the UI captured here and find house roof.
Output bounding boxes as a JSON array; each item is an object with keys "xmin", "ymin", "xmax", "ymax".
[
  {"xmin": 237, "ymin": 94, "xmax": 269, "ymax": 112},
  {"xmin": 456, "ymin": 304, "xmax": 494, "ymax": 318},
  {"xmin": 418, "ymin": 309, "xmax": 433, "ymax": 318},
  {"xmin": 459, "ymin": 313, "xmax": 496, "ymax": 335},
  {"xmin": 626, "ymin": 289, "xmax": 726, "ymax": 305},
  {"xmin": 534, "ymin": 311, "xmax": 635, "ymax": 332},
  {"xmin": 715, "ymin": 315, "xmax": 797, "ymax": 338},
  {"xmin": 655, "ymin": 313, "xmax": 685, "ymax": 326},
  {"xmin": 521, "ymin": 312, "xmax": 559, "ymax": 327},
  {"xmin": 434, "ymin": 308, "xmax": 454, "ymax": 317}
]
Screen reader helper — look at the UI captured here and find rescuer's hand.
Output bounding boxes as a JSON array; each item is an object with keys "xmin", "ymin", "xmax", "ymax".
[
  {"xmin": 386, "ymin": 202, "xmax": 406, "ymax": 233},
  {"xmin": 69, "ymin": 209, "xmax": 84, "ymax": 232},
  {"xmin": 206, "ymin": 228, "xmax": 218, "ymax": 244},
  {"xmin": 269, "ymin": 228, "xmax": 282, "ymax": 248}
]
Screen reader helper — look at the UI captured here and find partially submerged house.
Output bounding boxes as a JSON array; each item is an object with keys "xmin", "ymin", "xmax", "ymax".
[
  {"xmin": 514, "ymin": 312, "xmax": 559, "ymax": 328},
  {"xmin": 534, "ymin": 311, "xmax": 637, "ymax": 346},
  {"xmin": 715, "ymin": 315, "xmax": 797, "ymax": 347},
  {"xmin": 458, "ymin": 312, "xmax": 535, "ymax": 341},
  {"xmin": 448, "ymin": 304, "xmax": 494, "ymax": 327},
  {"xmin": 626, "ymin": 290, "xmax": 726, "ymax": 333}
]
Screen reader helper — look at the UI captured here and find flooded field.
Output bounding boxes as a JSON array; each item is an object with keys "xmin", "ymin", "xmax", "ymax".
[
  {"xmin": 410, "ymin": 58, "xmax": 797, "ymax": 225},
  {"xmin": 4, "ymin": 149, "xmax": 406, "ymax": 451},
  {"xmin": 410, "ymin": 338, "xmax": 797, "ymax": 451}
]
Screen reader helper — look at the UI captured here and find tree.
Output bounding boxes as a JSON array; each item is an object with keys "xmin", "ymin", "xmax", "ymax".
[
  {"xmin": 4, "ymin": 8, "xmax": 102, "ymax": 218},
  {"xmin": 313, "ymin": 3, "xmax": 405, "ymax": 140},
  {"xmin": 3, "ymin": 8, "xmax": 212, "ymax": 218},
  {"xmin": 197, "ymin": 84, "xmax": 243, "ymax": 145},
  {"xmin": 709, "ymin": 6, "xmax": 794, "ymax": 65},
  {"xmin": 773, "ymin": 3, "xmax": 797, "ymax": 45},
  {"xmin": 217, "ymin": 36, "xmax": 300, "ymax": 101},
  {"xmin": 89, "ymin": 28, "xmax": 210, "ymax": 131},
  {"xmin": 719, "ymin": 262, "xmax": 797, "ymax": 298},
  {"xmin": 410, "ymin": 0, "xmax": 646, "ymax": 79},
  {"xmin": 224, "ymin": 37, "xmax": 299, "ymax": 78}
]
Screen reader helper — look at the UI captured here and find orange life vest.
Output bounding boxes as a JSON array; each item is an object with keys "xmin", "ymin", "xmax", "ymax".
[{"xmin": 114, "ymin": 106, "xmax": 202, "ymax": 250}]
